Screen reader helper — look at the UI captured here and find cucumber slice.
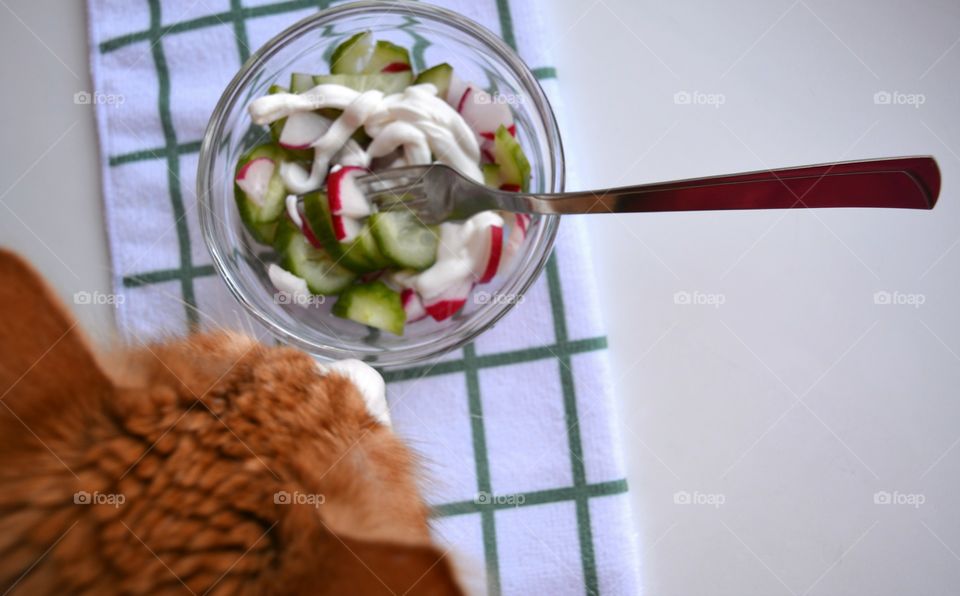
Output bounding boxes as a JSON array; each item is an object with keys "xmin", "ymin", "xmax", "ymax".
[
  {"xmin": 289, "ymin": 72, "xmax": 316, "ymax": 93},
  {"xmin": 330, "ymin": 31, "xmax": 374, "ymax": 75},
  {"xmin": 370, "ymin": 211, "xmax": 439, "ymax": 271},
  {"xmin": 312, "ymin": 72, "xmax": 413, "ymax": 95},
  {"xmin": 268, "ymin": 84, "xmax": 289, "ymax": 143},
  {"xmin": 365, "ymin": 40, "xmax": 412, "ymax": 73},
  {"xmin": 329, "ymin": 32, "xmax": 412, "ymax": 75},
  {"xmin": 492, "ymin": 125, "xmax": 531, "ymax": 192},
  {"xmin": 235, "ymin": 144, "xmax": 287, "ymax": 244},
  {"xmin": 482, "ymin": 163, "xmax": 501, "ymax": 188},
  {"xmin": 332, "ymin": 281, "xmax": 405, "ymax": 335},
  {"xmin": 413, "ymin": 63, "xmax": 453, "ymax": 98},
  {"xmin": 302, "ymin": 192, "xmax": 383, "ymax": 273},
  {"xmin": 275, "ymin": 219, "xmax": 356, "ymax": 295},
  {"xmin": 356, "ymin": 221, "xmax": 393, "ymax": 270}
]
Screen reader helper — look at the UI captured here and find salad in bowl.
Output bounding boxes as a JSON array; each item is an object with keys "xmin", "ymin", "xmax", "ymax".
[
  {"xmin": 199, "ymin": 1, "xmax": 563, "ymax": 366},
  {"xmin": 236, "ymin": 31, "xmax": 533, "ymax": 336}
]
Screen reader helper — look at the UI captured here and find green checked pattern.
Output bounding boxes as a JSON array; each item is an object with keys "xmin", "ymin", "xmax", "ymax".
[{"xmin": 92, "ymin": 1, "xmax": 635, "ymax": 593}]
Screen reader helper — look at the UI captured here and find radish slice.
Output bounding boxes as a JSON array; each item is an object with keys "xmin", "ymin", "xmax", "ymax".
[
  {"xmin": 446, "ymin": 74, "xmax": 469, "ymax": 109},
  {"xmin": 267, "ymin": 264, "xmax": 312, "ymax": 308},
  {"xmin": 502, "ymin": 213, "xmax": 529, "ymax": 267},
  {"xmin": 500, "ymin": 184, "xmax": 521, "ymax": 192},
  {"xmin": 401, "ymin": 288, "xmax": 427, "ymax": 322},
  {"xmin": 476, "ymin": 225, "xmax": 503, "ymax": 284},
  {"xmin": 332, "ymin": 212, "xmax": 362, "ymax": 242},
  {"xmin": 327, "ymin": 165, "xmax": 371, "ymax": 218},
  {"xmin": 481, "ymin": 145, "xmax": 496, "ymax": 163},
  {"xmin": 236, "ymin": 157, "xmax": 275, "ymax": 207},
  {"xmin": 516, "ymin": 213, "xmax": 530, "ymax": 235},
  {"xmin": 423, "ymin": 279, "xmax": 472, "ymax": 321},
  {"xmin": 285, "ymin": 194, "xmax": 324, "ymax": 248},
  {"xmin": 480, "ymin": 124, "xmax": 516, "ymax": 141},
  {"xmin": 459, "ymin": 87, "xmax": 515, "ymax": 141},
  {"xmin": 278, "ymin": 111, "xmax": 331, "ymax": 150},
  {"xmin": 381, "ymin": 62, "xmax": 412, "ymax": 73},
  {"xmin": 462, "ymin": 212, "xmax": 505, "ymax": 283}
]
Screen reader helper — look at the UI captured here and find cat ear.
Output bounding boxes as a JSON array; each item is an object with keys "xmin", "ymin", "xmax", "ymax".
[
  {"xmin": 325, "ymin": 535, "xmax": 464, "ymax": 595},
  {"xmin": 276, "ymin": 502, "xmax": 464, "ymax": 595},
  {"xmin": 0, "ymin": 249, "xmax": 110, "ymax": 417}
]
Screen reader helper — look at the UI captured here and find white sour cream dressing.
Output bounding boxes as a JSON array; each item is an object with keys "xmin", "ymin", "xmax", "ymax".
[{"xmin": 248, "ymin": 82, "xmax": 483, "ymax": 193}]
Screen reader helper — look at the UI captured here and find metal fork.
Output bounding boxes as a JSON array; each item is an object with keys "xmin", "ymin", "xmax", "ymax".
[{"xmin": 356, "ymin": 156, "xmax": 940, "ymax": 224}]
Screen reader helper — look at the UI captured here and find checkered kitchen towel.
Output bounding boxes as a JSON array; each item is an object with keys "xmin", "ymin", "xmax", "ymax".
[{"xmin": 86, "ymin": 0, "xmax": 640, "ymax": 593}]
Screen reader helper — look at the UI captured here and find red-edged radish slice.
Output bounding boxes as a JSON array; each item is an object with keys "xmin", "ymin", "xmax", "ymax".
[
  {"xmin": 481, "ymin": 146, "xmax": 496, "ymax": 163},
  {"xmin": 423, "ymin": 280, "xmax": 472, "ymax": 321},
  {"xmin": 236, "ymin": 157, "xmax": 275, "ymax": 207},
  {"xmin": 479, "ymin": 125, "xmax": 516, "ymax": 141},
  {"xmin": 477, "ymin": 225, "xmax": 503, "ymax": 283},
  {"xmin": 286, "ymin": 194, "xmax": 324, "ymax": 248},
  {"xmin": 329, "ymin": 203, "xmax": 362, "ymax": 242},
  {"xmin": 456, "ymin": 86, "xmax": 472, "ymax": 113},
  {"xmin": 333, "ymin": 215, "xmax": 362, "ymax": 242},
  {"xmin": 300, "ymin": 208, "xmax": 325, "ymax": 249},
  {"xmin": 462, "ymin": 212, "xmax": 505, "ymax": 283},
  {"xmin": 516, "ymin": 213, "xmax": 530, "ymax": 235},
  {"xmin": 459, "ymin": 87, "xmax": 515, "ymax": 141},
  {"xmin": 267, "ymin": 264, "xmax": 311, "ymax": 308},
  {"xmin": 446, "ymin": 74, "xmax": 469, "ymax": 109},
  {"xmin": 278, "ymin": 111, "xmax": 331, "ymax": 150},
  {"xmin": 502, "ymin": 213, "xmax": 530, "ymax": 267},
  {"xmin": 327, "ymin": 165, "xmax": 371, "ymax": 218},
  {"xmin": 401, "ymin": 288, "xmax": 427, "ymax": 322},
  {"xmin": 381, "ymin": 62, "xmax": 412, "ymax": 73}
]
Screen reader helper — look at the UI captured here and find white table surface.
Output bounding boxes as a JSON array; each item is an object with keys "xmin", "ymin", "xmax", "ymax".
[{"xmin": 3, "ymin": 1, "xmax": 960, "ymax": 594}]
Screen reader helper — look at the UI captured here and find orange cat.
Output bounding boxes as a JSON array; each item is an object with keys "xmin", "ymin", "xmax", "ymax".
[{"xmin": 0, "ymin": 249, "xmax": 463, "ymax": 595}]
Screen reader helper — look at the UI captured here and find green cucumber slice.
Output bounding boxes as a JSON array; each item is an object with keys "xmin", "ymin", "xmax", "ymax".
[
  {"xmin": 275, "ymin": 219, "xmax": 356, "ymax": 295},
  {"xmin": 268, "ymin": 84, "xmax": 289, "ymax": 143},
  {"xmin": 312, "ymin": 72, "xmax": 413, "ymax": 95},
  {"xmin": 356, "ymin": 221, "xmax": 393, "ymax": 270},
  {"xmin": 302, "ymin": 192, "xmax": 382, "ymax": 273},
  {"xmin": 370, "ymin": 211, "xmax": 439, "ymax": 271},
  {"xmin": 332, "ymin": 281, "xmax": 405, "ymax": 335},
  {"xmin": 235, "ymin": 144, "xmax": 287, "ymax": 244},
  {"xmin": 413, "ymin": 63, "xmax": 453, "ymax": 98},
  {"xmin": 330, "ymin": 31, "xmax": 374, "ymax": 75},
  {"xmin": 289, "ymin": 72, "xmax": 316, "ymax": 93},
  {"xmin": 492, "ymin": 125, "xmax": 531, "ymax": 192},
  {"xmin": 482, "ymin": 163, "xmax": 501, "ymax": 188},
  {"xmin": 365, "ymin": 40, "xmax": 412, "ymax": 73}
]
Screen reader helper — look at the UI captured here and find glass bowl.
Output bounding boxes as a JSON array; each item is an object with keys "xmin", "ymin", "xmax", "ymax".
[{"xmin": 198, "ymin": 0, "xmax": 564, "ymax": 368}]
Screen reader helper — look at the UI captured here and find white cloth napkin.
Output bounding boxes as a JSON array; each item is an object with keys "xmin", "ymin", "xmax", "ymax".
[{"xmin": 86, "ymin": 0, "xmax": 640, "ymax": 593}]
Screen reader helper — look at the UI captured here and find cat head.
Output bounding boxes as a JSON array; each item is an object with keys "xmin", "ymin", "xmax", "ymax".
[{"xmin": 0, "ymin": 249, "xmax": 463, "ymax": 595}]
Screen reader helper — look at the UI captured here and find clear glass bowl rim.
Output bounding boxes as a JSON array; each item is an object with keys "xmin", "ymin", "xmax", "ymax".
[{"xmin": 197, "ymin": 0, "xmax": 565, "ymax": 367}]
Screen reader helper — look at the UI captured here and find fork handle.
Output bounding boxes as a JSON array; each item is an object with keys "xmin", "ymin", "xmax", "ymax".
[{"xmin": 522, "ymin": 157, "xmax": 940, "ymax": 214}]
